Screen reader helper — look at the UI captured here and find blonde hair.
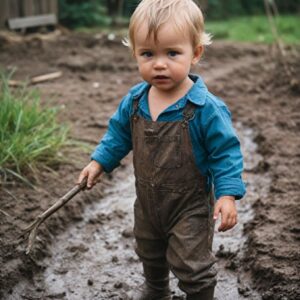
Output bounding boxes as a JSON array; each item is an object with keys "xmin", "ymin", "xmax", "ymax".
[{"xmin": 124, "ymin": 0, "xmax": 212, "ymax": 52}]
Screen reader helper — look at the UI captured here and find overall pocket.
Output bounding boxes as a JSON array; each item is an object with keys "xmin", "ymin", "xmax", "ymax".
[{"xmin": 153, "ymin": 135, "xmax": 182, "ymax": 169}]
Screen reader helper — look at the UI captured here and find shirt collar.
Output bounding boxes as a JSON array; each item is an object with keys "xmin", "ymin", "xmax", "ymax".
[
  {"xmin": 130, "ymin": 74, "xmax": 207, "ymax": 107},
  {"xmin": 186, "ymin": 74, "xmax": 207, "ymax": 106}
]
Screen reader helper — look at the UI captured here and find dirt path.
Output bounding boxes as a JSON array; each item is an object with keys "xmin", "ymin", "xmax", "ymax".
[
  {"xmin": 5, "ymin": 124, "xmax": 266, "ymax": 300},
  {"xmin": 0, "ymin": 32, "xmax": 299, "ymax": 299}
]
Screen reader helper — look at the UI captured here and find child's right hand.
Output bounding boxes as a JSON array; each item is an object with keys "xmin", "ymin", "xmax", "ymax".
[{"xmin": 77, "ymin": 160, "xmax": 103, "ymax": 189}]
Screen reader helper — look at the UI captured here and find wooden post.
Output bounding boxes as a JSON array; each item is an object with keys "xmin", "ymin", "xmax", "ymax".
[
  {"xmin": 23, "ymin": 0, "xmax": 34, "ymax": 17},
  {"xmin": 33, "ymin": 0, "xmax": 39, "ymax": 15},
  {"xmin": 0, "ymin": 0, "xmax": 10, "ymax": 28},
  {"xmin": 49, "ymin": 0, "xmax": 58, "ymax": 16},
  {"xmin": 9, "ymin": 0, "xmax": 20, "ymax": 18},
  {"xmin": 40, "ymin": 0, "xmax": 48, "ymax": 14},
  {"xmin": 23, "ymin": 0, "xmax": 33, "ymax": 17}
]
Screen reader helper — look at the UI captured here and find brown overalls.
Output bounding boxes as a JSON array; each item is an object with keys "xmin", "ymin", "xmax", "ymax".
[{"xmin": 131, "ymin": 95, "xmax": 217, "ymax": 294}]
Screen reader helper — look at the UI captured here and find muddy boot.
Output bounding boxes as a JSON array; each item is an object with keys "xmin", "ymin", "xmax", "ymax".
[
  {"xmin": 128, "ymin": 264, "xmax": 171, "ymax": 300},
  {"xmin": 186, "ymin": 287, "xmax": 215, "ymax": 300}
]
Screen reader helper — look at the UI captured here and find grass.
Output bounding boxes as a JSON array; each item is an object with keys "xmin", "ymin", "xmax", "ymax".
[
  {"xmin": 205, "ymin": 15, "xmax": 300, "ymax": 44},
  {"xmin": 0, "ymin": 72, "xmax": 69, "ymax": 183},
  {"xmin": 75, "ymin": 15, "xmax": 299, "ymax": 45}
]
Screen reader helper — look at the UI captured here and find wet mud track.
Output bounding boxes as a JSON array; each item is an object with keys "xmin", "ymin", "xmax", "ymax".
[
  {"xmin": 0, "ymin": 32, "xmax": 299, "ymax": 299},
  {"xmin": 8, "ymin": 124, "xmax": 267, "ymax": 300}
]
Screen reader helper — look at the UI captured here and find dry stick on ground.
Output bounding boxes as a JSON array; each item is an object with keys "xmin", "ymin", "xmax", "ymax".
[
  {"xmin": 22, "ymin": 177, "xmax": 87, "ymax": 255},
  {"xmin": 0, "ymin": 209, "xmax": 11, "ymax": 217},
  {"xmin": 8, "ymin": 71, "xmax": 62, "ymax": 87}
]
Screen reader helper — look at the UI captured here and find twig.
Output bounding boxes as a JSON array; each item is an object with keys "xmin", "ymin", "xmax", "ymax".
[
  {"xmin": 8, "ymin": 71, "xmax": 62, "ymax": 87},
  {"xmin": 21, "ymin": 177, "xmax": 87, "ymax": 254},
  {"xmin": 30, "ymin": 71, "xmax": 62, "ymax": 84},
  {"xmin": 264, "ymin": 0, "xmax": 292, "ymax": 78},
  {"xmin": 270, "ymin": 0, "xmax": 279, "ymax": 17},
  {"xmin": 0, "ymin": 209, "xmax": 11, "ymax": 217},
  {"xmin": 3, "ymin": 187, "xmax": 18, "ymax": 202}
]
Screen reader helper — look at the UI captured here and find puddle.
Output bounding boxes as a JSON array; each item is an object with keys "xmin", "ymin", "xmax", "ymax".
[{"xmin": 8, "ymin": 123, "xmax": 269, "ymax": 300}]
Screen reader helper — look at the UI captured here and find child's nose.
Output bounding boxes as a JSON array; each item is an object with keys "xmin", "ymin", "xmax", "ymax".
[{"xmin": 153, "ymin": 57, "xmax": 167, "ymax": 69}]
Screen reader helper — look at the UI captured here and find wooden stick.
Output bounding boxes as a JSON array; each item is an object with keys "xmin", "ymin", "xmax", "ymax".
[
  {"xmin": 30, "ymin": 71, "xmax": 62, "ymax": 84},
  {"xmin": 0, "ymin": 209, "xmax": 10, "ymax": 217},
  {"xmin": 8, "ymin": 71, "xmax": 62, "ymax": 87},
  {"xmin": 22, "ymin": 177, "xmax": 87, "ymax": 254},
  {"xmin": 8, "ymin": 79, "xmax": 24, "ymax": 87}
]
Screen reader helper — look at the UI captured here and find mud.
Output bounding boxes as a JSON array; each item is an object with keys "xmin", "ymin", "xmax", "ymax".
[
  {"xmin": 0, "ymin": 31, "xmax": 299, "ymax": 299},
  {"xmin": 4, "ymin": 124, "xmax": 267, "ymax": 300}
]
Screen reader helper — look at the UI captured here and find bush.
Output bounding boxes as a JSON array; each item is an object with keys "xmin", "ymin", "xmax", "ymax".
[
  {"xmin": 0, "ymin": 73, "xmax": 69, "ymax": 182},
  {"xmin": 59, "ymin": 0, "xmax": 111, "ymax": 28}
]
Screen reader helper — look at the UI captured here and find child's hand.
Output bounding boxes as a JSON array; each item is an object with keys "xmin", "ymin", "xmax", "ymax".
[
  {"xmin": 77, "ymin": 160, "xmax": 103, "ymax": 189},
  {"xmin": 213, "ymin": 196, "xmax": 238, "ymax": 232}
]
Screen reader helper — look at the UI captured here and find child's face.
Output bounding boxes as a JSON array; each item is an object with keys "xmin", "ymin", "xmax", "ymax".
[{"xmin": 133, "ymin": 22, "xmax": 203, "ymax": 93}]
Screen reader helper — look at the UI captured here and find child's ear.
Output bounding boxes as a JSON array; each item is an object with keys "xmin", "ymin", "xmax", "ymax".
[{"xmin": 192, "ymin": 45, "xmax": 204, "ymax": 65}]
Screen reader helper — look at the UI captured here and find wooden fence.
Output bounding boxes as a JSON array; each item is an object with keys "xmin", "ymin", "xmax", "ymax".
[{"xmin": 0, "ymin": 0, "xmax": 58, "ymax": 29}]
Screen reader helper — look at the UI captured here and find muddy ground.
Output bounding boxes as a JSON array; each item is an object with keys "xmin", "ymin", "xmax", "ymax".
[{"xmin": 0, "ymin": 31, "xmax": 299, "ymax": 300}]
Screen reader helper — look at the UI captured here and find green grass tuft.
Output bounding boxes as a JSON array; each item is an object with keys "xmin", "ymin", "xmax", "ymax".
[
  {"xmin": 206, "ymin": 15, "xmax": 300, "ymax": 44},
  {"xmin": 0, "ymin": 72, "xmax": 69, "ymax": 183}
]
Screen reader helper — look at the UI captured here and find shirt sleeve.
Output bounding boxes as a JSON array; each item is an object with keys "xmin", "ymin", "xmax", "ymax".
[
  {"xmin": 203, "ymin": 105, "xmax": 246, "ymax": 200},
  {"xmin": 91, "ymin": 93, "xmax": 133, "ymax": 173}
]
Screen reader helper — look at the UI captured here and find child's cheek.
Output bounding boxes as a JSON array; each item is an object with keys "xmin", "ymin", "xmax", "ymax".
[{"xmin": 139, "ymin": 64, "xmax": 150, "ymax": 77}]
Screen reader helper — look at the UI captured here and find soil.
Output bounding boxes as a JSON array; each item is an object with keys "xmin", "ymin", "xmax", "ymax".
[{"xmin": 0, "ymin": 31, "xmax": 299, "ymax": 300}]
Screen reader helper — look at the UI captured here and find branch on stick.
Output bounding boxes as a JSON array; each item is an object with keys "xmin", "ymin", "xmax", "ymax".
[{"xmin": 21, "ymin": 177, "xmax": 87, "ymax": 255}]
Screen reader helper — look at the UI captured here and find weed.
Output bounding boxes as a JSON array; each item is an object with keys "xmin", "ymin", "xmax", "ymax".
[{"xmin": 0, "ymin": 72, "xmax": 69, "ymax": 184}]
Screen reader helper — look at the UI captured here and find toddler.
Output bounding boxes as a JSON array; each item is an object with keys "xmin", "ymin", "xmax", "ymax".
[{"xmin": 78, "ymin": 0, "xmax": 246, "ymax": 299}]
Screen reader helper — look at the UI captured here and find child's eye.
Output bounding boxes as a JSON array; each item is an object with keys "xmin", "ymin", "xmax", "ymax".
[
  {"xmin": 168, "ymin": 51, "xmax": 179, "ymax": 57},
  {"xmin": 141, "ymin": 51, "xmax": 153, "ymax": 58}
]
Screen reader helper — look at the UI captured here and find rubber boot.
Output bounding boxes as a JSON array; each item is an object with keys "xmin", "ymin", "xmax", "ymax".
[
  {"xmin": 128, "ymin": 264, "xmax": 171, "ymax": 300},
  {"xmin": 186, "ymin": 287, "xmax": 215, "ymax": 300}
]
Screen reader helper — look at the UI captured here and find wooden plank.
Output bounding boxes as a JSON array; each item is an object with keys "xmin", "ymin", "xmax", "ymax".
[
  {"xmin": 41, "ymin": 0, "xmax": 48, "ymax": 14},
  {"xmin": 34, "ymin": 0, "xmax": 40, "ymax": 14},
  {"xmin": 9, "ymin": 0, "xmax": 21, "ymax": 18},
  {"xmin": 0, "ymin": 0, "xmax": 10, "ymax": 28},
  {"xmin": 48, "ymin": 0, "xmax": 58, "ymax": 15},
  {"xmin": 8, "ymin": 14, "xmax": 57, "ymax": 30},
  {"xmin": 23, "ymin": 0, "xmax": 34, "ymax": 17}
]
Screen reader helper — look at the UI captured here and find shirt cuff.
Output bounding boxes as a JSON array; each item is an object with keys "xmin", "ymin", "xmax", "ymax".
[
  {"xmin": 214, "ymin": 177, "xmax": 246, "ymax": 200},
  {"xmin": 91, "ymin": 148, "xmax": 120, "ymax": 173}
]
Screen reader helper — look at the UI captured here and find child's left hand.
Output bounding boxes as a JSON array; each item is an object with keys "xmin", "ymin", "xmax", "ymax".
[{"xmin": 213, "ymin": 196, "xmax": 238, "ymax": 232}]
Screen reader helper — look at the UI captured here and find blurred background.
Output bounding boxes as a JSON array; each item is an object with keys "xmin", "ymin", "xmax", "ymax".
[
  {"xmin": 0, "ymin": 0, "xmax": 299, "ymax": 44},
  {"xmin": 58, "ymin": 0, "xmax": 300, "ymax": 44}
]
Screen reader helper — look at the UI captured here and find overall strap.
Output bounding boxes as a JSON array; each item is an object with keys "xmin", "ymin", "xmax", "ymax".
[
  {"xmin": 132, "ymin": 94, "xmax": 142, "ymax": 121},
  {"xmin": 132, "ymin": 96, "xmax": 140, "ymax": 115},
  {"xmin": 182, "ymin": 102, "xmax": 197, "ymax": 128}
]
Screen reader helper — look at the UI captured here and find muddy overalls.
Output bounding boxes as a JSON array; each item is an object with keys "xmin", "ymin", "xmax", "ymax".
[{"xmin": 130, "ymin": 95, "xmax": 217, "ymax": 297}]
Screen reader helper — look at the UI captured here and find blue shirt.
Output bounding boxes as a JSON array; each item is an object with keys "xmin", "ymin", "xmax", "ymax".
[{"xmin": 91, "ymin": 74, "xmax": 246, "ymax": 200}]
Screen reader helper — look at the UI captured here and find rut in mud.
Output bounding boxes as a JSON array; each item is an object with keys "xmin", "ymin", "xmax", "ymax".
[
  {"xmin": 0, "ymin": 32, "xmax": 299, "ymax": 299},
  {"xmin": 7, "ymin": 124, "xmax": 267, "ymax": 300}
]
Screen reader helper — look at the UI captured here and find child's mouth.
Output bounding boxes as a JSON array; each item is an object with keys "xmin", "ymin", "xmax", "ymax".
[{"xmin": 153, "ymin": 75, "xmax": 169, "ymax": 80}]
